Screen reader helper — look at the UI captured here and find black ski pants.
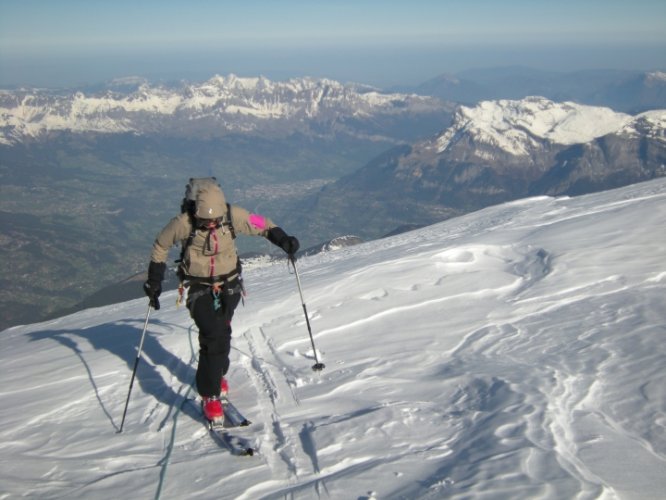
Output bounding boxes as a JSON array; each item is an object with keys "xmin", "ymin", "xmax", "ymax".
[{"xmin": 187, "ymin": 282, "xmax": 242, "ymax": 398}]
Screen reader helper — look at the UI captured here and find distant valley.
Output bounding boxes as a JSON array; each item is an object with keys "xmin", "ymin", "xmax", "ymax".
[{"xmin": 0, "ymin": 75, "xmax": 452, "ymax": 330}]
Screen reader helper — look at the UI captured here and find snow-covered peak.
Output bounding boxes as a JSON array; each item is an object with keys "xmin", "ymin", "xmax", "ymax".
[
  {"xmin": 434, "ymin": 97, "xmax": 638, "ymax": 156},
  {"xmin": 205, "ymin": 74, "xmax": 272, "ymax": 92}
]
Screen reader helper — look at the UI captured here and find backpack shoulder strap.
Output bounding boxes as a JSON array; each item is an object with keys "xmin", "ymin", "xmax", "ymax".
[
  {"xmin": 176, "ymin": 215, "xmax": 196, "ymax": 264},
  {"xmin": 225, "ymin": 203, "xmax": 237, "ymax": 239}
]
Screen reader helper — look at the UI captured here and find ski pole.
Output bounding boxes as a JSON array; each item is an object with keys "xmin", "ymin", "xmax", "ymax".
[
  {"xmin": 290, "ymin": 256, "xmax": 325, "ymax": 372},
  {"xmin": 118, "ymin": 303, "xmax": 152, "ymax": 433}
]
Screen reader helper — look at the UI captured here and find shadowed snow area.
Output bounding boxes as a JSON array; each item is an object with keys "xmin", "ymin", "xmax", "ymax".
[{"xmin": 1, "ymin": 179, "xmax": 665, "ymax": 499}]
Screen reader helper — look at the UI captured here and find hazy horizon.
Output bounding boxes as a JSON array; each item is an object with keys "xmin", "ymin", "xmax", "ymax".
[
  {"xmin": 1, "ymin": 0, "xmax": 665, "ymax": 89},
  {"xmin": 2, "ymin": 43, "xmax": 666, "ymax": 90}
]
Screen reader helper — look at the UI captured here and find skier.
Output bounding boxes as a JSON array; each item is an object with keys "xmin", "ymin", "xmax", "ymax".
[{"xmin": 142, "ymin": 182, "xmax": 299, "ymax": 423}]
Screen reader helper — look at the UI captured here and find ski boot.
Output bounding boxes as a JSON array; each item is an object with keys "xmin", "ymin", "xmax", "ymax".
[{"xmin": 202, "ymin": 396, "xmax": 224, "ymax": 424}]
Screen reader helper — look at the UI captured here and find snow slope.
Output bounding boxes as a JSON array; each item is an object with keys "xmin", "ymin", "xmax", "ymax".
[{"xmin": 1, "ymin": 179, "xmax": 666, "ymax": 499}]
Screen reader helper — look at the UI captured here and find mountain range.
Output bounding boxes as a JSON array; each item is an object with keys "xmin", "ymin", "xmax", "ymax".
[{"xmin": 0, "ymin": 74, "xmax": 452, "ymax": 145}]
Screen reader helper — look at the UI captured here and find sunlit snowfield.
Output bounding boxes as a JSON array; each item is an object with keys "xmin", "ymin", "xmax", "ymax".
[{"xmin": 2, "ymin": 179, "xmax": 665, "ymax": 499}]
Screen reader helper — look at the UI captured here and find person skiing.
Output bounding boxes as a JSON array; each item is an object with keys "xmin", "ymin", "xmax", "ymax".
[{"xmin": 142, "ymin": 180, "xmax": 299, "ymax": 424}]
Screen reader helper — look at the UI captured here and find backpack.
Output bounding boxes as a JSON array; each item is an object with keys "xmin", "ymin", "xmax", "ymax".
[
  {"xmin": 180, "ymin": 177, "xmax": 236, "ymax": 236},
  {"xmin": 176, "ymin": 177, "xmax": 237, "ymax": 265}
]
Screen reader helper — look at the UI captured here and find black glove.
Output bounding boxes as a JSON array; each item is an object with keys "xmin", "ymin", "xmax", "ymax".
[
  {"xmin": 143, "ymin": 261, "xmax": 166, "ymax": 310},
  {"xmin": 267, "ymin": 227, "xmax": 300, "ymax": 258}
]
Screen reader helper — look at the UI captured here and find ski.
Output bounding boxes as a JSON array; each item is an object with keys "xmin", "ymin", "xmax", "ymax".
[
  {"xmin": 194, "ymin": 397, "xmax": 256, "ymax": 456},
  {"xmin": 207, "ymin": 422, "xmax": 255, "ymax": 456},
  {"xmin": 221, "ymin": 396, "xmax": 251, "ymax": 427}
]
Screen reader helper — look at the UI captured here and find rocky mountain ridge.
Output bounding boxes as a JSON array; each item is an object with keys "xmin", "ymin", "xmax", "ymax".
[{"xmin": 292, "ymin": 96, "xmax": 666, "ymax": 241}]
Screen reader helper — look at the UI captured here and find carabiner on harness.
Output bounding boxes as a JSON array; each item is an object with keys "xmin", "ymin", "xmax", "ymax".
[
  {"xmin": 212, "ymin": 284, "xmax": 222, "ymax": 311},
  {"xmin": 176, "ymin": 282, "xmax": 186, "ymax": 307}
]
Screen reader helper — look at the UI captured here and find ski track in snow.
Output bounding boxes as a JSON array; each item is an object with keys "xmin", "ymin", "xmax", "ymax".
[
  {"xmin": 1, "ymin": 179, "xmax": 666, "ymax": 498},
  {"xmin": 240, "ymin": 326, "xmax": 305, "ymax": 481}
]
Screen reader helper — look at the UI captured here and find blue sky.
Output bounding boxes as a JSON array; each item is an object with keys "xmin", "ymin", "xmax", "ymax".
[{"xmin": 1, "ymin": 0, "xmax": 665, "ymax": 87}]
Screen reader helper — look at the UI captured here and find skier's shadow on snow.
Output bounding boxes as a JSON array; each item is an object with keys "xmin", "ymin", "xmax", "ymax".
[{"xmin": 28, "ymin": 316, "xmax": 200, "ymax": 432}]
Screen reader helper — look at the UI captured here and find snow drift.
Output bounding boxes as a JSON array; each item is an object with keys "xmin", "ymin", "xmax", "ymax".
[{"xmin": 1, "ymin": 179, "xmax": 665, "ymax": 499}]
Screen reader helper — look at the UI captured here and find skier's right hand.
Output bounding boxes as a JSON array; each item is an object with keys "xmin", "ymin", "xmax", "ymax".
[
  {"xmin": 143, "ymin": 280, "xmax": 161, "ymax": 310},
  {"xmin": 144, "ymin": 261, "xmax": 166, "ymax": 310}
]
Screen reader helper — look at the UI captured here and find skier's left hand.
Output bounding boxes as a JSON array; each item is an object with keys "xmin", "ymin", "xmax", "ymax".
[
  {"xmin": 268, "ymin": 227, "xmax": 300, "ymax": 258},
  {"xmin": 281, "ymin": 235, "xmax": 300, "ymax": 257}
]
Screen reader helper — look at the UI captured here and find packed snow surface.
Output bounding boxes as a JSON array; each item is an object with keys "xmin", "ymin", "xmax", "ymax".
[{"xmin": 1, "ymin": 179, "xmax": 666, "ymax": 499}]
